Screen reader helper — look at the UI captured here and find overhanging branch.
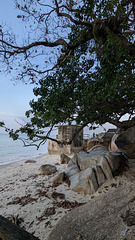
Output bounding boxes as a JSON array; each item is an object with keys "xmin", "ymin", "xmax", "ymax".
[
  {"xmin": 107, "ymin": 116, "xmax": 135, "ymax": 130},
  {"xmin": 54, "ymin": 0, "xmax": 92, "ymax": 27},
  {"xmin": 0, "ymin": 38, "xmax": 68, "ymax": 55}
]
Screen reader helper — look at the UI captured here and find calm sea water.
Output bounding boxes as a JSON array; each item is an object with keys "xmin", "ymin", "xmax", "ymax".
[
  {"xmin": 0, "ymin": 127, "xmax": 93, "ymax": 167},
  {"xmin": 0, "ymin": 133, "xmax": 49, "ymax": 166}
]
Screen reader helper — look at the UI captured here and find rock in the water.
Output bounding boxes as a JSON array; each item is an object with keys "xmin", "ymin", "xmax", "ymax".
[
  {"xmin": 60, "ymin": 153, "xmax": 70, "ymax": 164},
  {"xmin": 38, "ymin": 164, "xmax": 57, "ymax": 175},
  {"xmin": 115, "ymin": 126, "xmax": 135, "ymax": 158},
  {"xmin": 53, "ymin": 172, "xmax": 65, "ymax": 184}
]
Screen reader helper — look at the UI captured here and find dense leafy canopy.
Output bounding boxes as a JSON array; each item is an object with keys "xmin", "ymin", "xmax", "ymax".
[{"xmin": 0, "ymin": 0, "xmax": 135, "ymax": 146}]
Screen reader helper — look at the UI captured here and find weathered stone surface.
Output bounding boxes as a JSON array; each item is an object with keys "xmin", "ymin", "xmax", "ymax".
[
  {"xmin": 48, "ymin": 125, "xmax": 84, "ymax": 155},
  {"xmin": 88, "ymin": 168, "xmax": 99, "ymax": 193},
  {"xmin": 70, "ymin": 153, "xmax": 78, "ymax": 165},
  {"xmin": 69, "ymin": 172, "xmax": 91, "ymax": 195},
  {"xmin": 70, "ymin": 168, "xmax": 98, "ymax": 195},
  {"xmin": 83, "ymin": 138, "xmax": 104, "ymax": 151},
  {"xmin": 77, "ymin": 151, "xmax": 98, "ymax": 170},
  {"xmin": 101, "ymin": 128, "xmax": 117, "ymax": 142},
  {"xmin": 60, "ymin": 153, "xmax": 70, "ymax": 164},
  {"xmin": 115, "ymin": 126, "xmax": 135, "ymax": 158},
  {"xmin": 90, "ymin": 145, "xmax": 108, "ymax": 151},
  {"xmin": 76, "ymin": 145, "xmax": 122, "ymax": 173},
  {"xmin": 83, "ymin": 138, "xmax": 110, "ymax": 151},
  {"xmin": 48, "ymin": 140, "xmax": 72, "ymax": 155},
  {"xmin": 109, "ymin": 133, "xmax": 120, "ymax": 152},
  {"xmin": 66, "ymin": 145, "xmax": 123, "ymax": 194},
  {"xmin": 99, "ymin": 156, "xmax": 113, "ymax": 180},
  {"xmin": 0, "ymin": 215, "xmax": 39, "ymax": 240},
  {"xmin": 38, "ymin": 164, "xmax": 57, "ymax": 175},
  {"xmin": 65, "ymin": 160, "xmax": 80, "ymax": 178},
  {"xmin": 106, "ymin": 152, "xmax": 122, "ymax": 171},
  {"xmin": 53, "ymin": 172, "xmax": 65, "ymax": 184},
  {"xmin": 94, "ymin": 165, "xmax": 106, "ymax": 186},
  {"xmin": 47, "ymin": 183, "xmax": 135, "ymax": 240}
]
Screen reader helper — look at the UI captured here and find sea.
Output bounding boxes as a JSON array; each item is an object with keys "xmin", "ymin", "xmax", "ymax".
[
  {"xmin": 0, "ymin": 127, "xmax": 94, "ymax": 167},
  {"xmin": 0, "ymin": 133, "xmax": 50, "ymax": 167}
]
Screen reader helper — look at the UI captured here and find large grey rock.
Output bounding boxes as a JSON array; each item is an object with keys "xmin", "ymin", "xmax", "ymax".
[
  {"xmin": 106, "ymin": 152, "xmax": 122, "ymax": 171},
  {"xmin": 38, "ymin": 164, "xmax": 57, "ymax": 175},
  {"xmin": 65, "ymin": 160, "xmax": 80, "ymax": 178},
  {"xmin": 94, "ymin": 166, "xmax": 106, "ymax": 187},
  {"xmin": 115, "ymin": 126, "xmax": 135, "ymax": 158},
  {"xmin": 77, "ymin": 145, "xmax": 120, "ymax": 171},
  {"xmin": 69, "ymin": 172, "xmax": 91, "ymax": 195},
  {"xmin": 88, "ymin": 168, "xmax": 99, "ymax": 193},
  {"xmin": 66, "ymin": 145, "xmax": 123, "ymax": 195},
  {"xmin": 77, "ymin": 151, "xmax": 98, "ymax": 169},
  {"xmin": 0, "ymin": 215, "xmax": 39, "ymax": 240},
  {"xmin": 76, "ymin": 145, "xmax": 122, "ymax": 175},
  {"xmin": 99, "ymin": 156, "xmax": 113, "ymax": 180},
  {"xmin": 109, "ymin": 133, "xmax": 120, "ymax": 152},
  {"xmin": 47, "ymin": 183, "xmax": 135, "ymax": 240},
  {"xmin": 70, "ymin": 168, "xmax": 98, "ymax": 195}
]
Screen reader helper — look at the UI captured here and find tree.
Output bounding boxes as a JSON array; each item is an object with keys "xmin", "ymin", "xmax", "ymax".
[{"xmin": 0, "ymin": 0, "xmax": 135, "ymax": 147}]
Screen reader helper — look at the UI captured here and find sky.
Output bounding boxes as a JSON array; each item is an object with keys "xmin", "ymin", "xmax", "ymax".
[
  {"xmin": 0, "ymin": 0, "xmax": 116, "ymax": 135},
  {"xmin": 0, "ymin": 0, "xmax": 36, "ymax": 130}
]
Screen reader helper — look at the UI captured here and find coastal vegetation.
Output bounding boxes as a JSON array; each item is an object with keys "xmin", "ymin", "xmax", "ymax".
[{"xmin": 0, "ymin": 0, "xmax": 135, "ymax": 147}]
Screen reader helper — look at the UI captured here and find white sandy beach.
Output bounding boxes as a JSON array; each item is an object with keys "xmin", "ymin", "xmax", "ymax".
[
  {"xmin": 0, "ymin": 154, "xmax": 134, "ymax": 240},
  {"xmin": 0, "ymin": 154, "xmax": 91, "ymax": 240}
]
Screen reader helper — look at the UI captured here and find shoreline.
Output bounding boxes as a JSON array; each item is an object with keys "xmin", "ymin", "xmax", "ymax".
[
  {"xmin": 0, "ymin": 133, "xmax": 49, "ymax": 168},
  {"xmin": 0, "ymin": 152, "xmax": 48, "ymax": 169}
]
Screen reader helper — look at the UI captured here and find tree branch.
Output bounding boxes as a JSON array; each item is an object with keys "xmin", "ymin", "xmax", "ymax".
[
  {"xmin": 54, "ymin": 0, "xmax": 92, "ymax": 27},
  {"xmin": 0, "ymin": 38, "xmax": 68, "ymax": 54},
  {"xmin": 107, "ymin": 116, "xmax": 135, "ymax": 130}
]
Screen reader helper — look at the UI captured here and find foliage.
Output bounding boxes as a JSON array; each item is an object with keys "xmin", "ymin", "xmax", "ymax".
[{"xmin": 0, "ymin": 0, "xmax": 135, "ymax": 147}]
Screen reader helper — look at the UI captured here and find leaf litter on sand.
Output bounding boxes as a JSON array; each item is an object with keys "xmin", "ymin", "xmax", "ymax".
[{"xmin": 7, "ymin": 194, "xmax": 38, "ymax": 206}]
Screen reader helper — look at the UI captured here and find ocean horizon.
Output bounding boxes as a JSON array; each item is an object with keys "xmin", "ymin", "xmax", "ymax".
[{"xmin": 0, "ymin": 133, "xmax": 49, "ymax": 166}]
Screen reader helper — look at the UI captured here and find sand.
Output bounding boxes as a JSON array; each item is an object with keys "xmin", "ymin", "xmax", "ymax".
[
  {"xmin": 0, "ymin": 154, "xmax": 91, "ymax": 240},
  {"xmin": 0, "ymin": 154, "xmax": 134, "ymax": 240}
]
